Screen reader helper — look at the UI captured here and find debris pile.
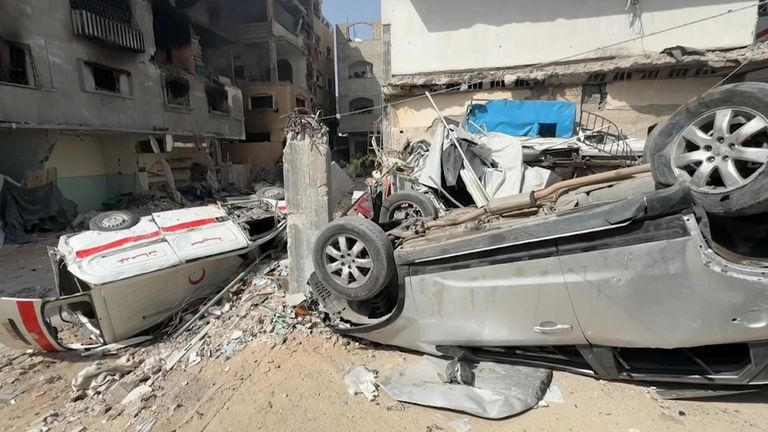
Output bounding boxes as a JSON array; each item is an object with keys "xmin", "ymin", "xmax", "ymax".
[{"xmin": 1, "ymin": 257, "xmax": 332, "ymax": 432}]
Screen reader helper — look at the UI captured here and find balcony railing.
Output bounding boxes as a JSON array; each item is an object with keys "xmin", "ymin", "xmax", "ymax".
[{"xmin": 71, "ymin": 8, "xmax": 145, "ymax": 52}]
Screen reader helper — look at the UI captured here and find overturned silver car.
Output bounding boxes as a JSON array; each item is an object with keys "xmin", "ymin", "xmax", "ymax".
[{"xmin": 310, "ymin": 82, "xmax": 768, "ymax": 386}]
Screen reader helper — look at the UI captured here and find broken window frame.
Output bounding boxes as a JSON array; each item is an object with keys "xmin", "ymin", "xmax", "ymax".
[
  {"xmin": 349, "ymin": 60, "xmax": 373, "ymax": 79},
  {"xmin": 164, "ymin": 75, "xmax": 191, "ymax": 108},
  {"xmin": 295, "ymin": 97, "xmax": 306, "ymax": 108},
  {"xmin": 581, "ymin": 83, "xmax": 608, "ymax": 110},
  {"xmin": 250, "ymin": 94, "xmax": 275, "ymax": 110},
  {"xmin": 83, "ymin": 61, "xmax": 131, "ymax": 96},
  {"xmin": 0, "ymin": 38, "xmax": 35, "ymax": 87},
  {"xmin": 205, "ymin": 84, "xmax": 230, "ymax": 115}
]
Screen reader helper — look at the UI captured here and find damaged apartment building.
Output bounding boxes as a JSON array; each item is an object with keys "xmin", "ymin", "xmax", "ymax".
[
  {"xmin": 220, "ymin": 0, "xmax": 336, "ymax": 169},
  {"xmin": 335, "ymin": 21, "xmax": 384, "ymax": 162},
  {"xmin": 380, "ymin": 0, "xmax": 768, "ymax": 153},
  {"xmin": 0, "ymin": 0, "xmax": 245, "ymax": 210}
]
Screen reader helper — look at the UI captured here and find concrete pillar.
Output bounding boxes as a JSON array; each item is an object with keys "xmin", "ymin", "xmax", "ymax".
[{"xmin": 283, "ymin": 115, "xmax": 331, "ymax": 293}]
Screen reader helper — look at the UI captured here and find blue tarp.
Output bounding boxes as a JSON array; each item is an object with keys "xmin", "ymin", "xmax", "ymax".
[{"xmin": 466, "ymin": 100, "xmax": 577, "ymax": 139}]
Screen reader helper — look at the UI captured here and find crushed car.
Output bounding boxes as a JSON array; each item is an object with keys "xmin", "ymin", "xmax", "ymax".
[
  {"xmin": 311, "ymin": 82, "xmax": 768, "ymax": 386},
  {"xmin": 359, "ymin": 98, "xmax": 644, "ymax": 225},
  {"xmin": 0, "ymin": 199, "xmax": 286, "ymax": 352}
]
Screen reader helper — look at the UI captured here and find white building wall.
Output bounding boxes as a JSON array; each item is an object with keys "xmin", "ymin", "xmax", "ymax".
[{"xmin": 383, "ymin": 0, "xmax": 758, "ymax": 76}]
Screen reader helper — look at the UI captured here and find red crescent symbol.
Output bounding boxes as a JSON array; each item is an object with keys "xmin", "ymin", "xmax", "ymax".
[{"xmin": 188, "ymin": 268, "xmax": 206, "ymax": 285}]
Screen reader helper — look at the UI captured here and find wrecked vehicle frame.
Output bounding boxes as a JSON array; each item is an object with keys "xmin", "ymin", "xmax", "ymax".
[
  {"xmin": 0, "ymin": 200, "xmax": 286, "ymax": 352},
  {"xmin": 311, "ymin": 82, "xmax": 768, "ymax": 387}
]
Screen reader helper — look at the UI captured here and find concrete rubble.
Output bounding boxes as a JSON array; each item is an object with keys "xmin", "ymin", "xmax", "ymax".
[{"xmin": 0, "ymin": 258, "xmax": 344, "ymax": 431}]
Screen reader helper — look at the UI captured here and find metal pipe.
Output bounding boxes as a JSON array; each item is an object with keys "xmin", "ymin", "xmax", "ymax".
[
  {"xmin": 532, "ymin": 163, "xmax": 650, "ymax": 200},
  {"xmin": 424, "ymin": 164, "xmax": 652, "ymax": 229}
]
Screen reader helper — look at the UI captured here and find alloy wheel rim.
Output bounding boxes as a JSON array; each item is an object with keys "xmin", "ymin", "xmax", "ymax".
[
  {"xmin": 672, "ymin": 107, "xmax": 768, "ymax": 193},
  {"xmin": 324, "ymin": 234, "xmax": 373, "ymax": 289}
]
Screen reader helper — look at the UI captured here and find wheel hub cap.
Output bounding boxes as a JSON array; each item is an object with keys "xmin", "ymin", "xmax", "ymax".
[
  {"xmin": 102, "ymin": 215, "xmax": 128, "ymax": 227},
  {"xmin": 672, "ymin": 107, "xmax": 768, "ymax": 193},
  {"xmin": 323, "ymin": 234, "xmax": 373, "ymax": 289}
]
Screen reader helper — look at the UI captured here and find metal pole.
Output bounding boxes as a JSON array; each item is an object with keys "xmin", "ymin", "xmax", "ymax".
[{"xmin": 424, "ymin": 91, "xmax": 491, "ymax": 205}]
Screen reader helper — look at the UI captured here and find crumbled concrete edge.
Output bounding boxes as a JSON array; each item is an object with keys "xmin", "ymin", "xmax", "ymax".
[{"xmin": 383, "ymin": 43, "xmax": 768, "ymax": 92}]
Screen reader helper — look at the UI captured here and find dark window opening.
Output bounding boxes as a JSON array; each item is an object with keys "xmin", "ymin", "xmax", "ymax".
[
  {"xmin": 205, "ymin": 85, "xmax": 229, "ymax": 113},
  {"xmin": 246, "ymin": 132, "xmax": 271, "ymax": 142},
  {"xmin": 638, "ymin": 69, "xmax": 661, "ymax": 80},
  {"xmin": 277, "ymin": 58, "xmax": 293, "ymax": 83},
  {"xmin": 295, "ymin": 97, "xmax": 306, "ymax": 108},
  {"xmin": 0, "ymin": 40, "xmax": 30, "ymax": 86},
  {"xmin": 668, "ymin": 67, "xmax": 690, "ymax": 78},
  {"xmin": 694, "ymin": 67, "xmax": 718, "ymax": 77},
  {"xmin": 616, "ymin": 344, "xmax": 751, "ymax": 375},
  {"xmin": 514, "ymin": 79, "xmax": 544, "ymax": 88},
  {"xmin": 70, "ymin": 0, "xmax": 132, "ymax": 23},
  {"xmin": 326, "ymin": 46, "xmax": 332, "ymax": 57},
  {"xmin": 244, "ymin": 216, "xmax": 277, "ymax": 239},
  {"xmin": 490, "ymin": 80, "xmax": 506, "ymax": 89},
  {"xmin": 349, "ymin": 61, "xmax": 373, "ymax": 79},
  {"xmin": 91, "ymin": 65, "xmax": 119, "ymax": 93},
  {"xmin": 582, "ymin": 83, "xmax": 607, "ymax": 107},
  {"xmin": 350, "ymin": 97, "xmax": 374, "ymax": 115},
  {"xmin": 468, "ymin": 82, "xmax": 483, "ymax": 90},
  {"xmin": 250, "ymin": 95, "xmax": 274, "ymax": 109},
  {"xmin": 165, "ymin": 77, "xmax": 190, "ymax": 106}
]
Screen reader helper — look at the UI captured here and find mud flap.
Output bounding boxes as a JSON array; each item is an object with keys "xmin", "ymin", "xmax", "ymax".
[{"xmin": 0, "ymin": 293, "xmax": 96, "ymax": 352}]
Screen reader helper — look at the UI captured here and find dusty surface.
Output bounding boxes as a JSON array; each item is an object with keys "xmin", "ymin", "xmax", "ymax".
[{"xmin": 0, "ymin": 241, "xmax": 768, "ymax": 432}]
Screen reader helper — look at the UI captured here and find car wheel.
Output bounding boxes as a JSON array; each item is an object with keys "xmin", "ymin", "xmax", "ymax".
[
  {"xmin": 648, "ymin": 82, "xmax": 768, "ymax": 216},
  {"xmin": 255, "ymin": 186, "xmax": 285, "ymax": 200},
  {"xmin": 89, "ymin": 211, "xmax": 139, "ymax": 231},
  {"xmin": 312, "ymin": 217, "xmax": 395, "ymax": 301},
  {"xmin": 379, "ymin": 190, "xmax": 437, "ymax": 223}
]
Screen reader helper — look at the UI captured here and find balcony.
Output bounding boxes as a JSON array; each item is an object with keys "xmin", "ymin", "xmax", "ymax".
[{"xmin": 71, "ymin": 8, "xmax": 145, "ymax": 52}]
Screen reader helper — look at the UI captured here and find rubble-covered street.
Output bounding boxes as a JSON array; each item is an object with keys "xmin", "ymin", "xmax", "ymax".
[{"xmin": 0, "ymin": 246, "xmax": 766, "ymax": 432}]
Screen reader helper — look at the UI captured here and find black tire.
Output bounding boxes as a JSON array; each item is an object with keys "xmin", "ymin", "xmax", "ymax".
[
  {"xmin": 312, "ymin": 217, "xmax": 395, "ymax": 301},
  {"xmin": 647, "ymin": 82, "xmax": 768, "ymax": 216},
  {"xmin": 89, "ymin": 211, "xmax": 139, "ymax": 231},
  {"xmin": 255, "ymin": 186, "xmax": 285, "ymax": 200},
  {"xmin": 379, "ymin": 190, "xmax": 437, "ymax": 223}
]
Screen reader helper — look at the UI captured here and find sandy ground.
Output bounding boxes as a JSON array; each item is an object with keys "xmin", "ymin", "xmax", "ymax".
[{"xmin": 1, "ymin": 241, "xmax": 768, "ymax": 432}]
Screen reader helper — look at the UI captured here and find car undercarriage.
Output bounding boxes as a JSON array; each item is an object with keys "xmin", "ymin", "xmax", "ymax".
[{"xmin": 309, "ymin": 83, "xmax": 768, "ymax": 386}]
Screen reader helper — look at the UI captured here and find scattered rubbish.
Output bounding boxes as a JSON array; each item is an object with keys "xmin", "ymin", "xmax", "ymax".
[
  {"xmin": 385, "ymin": 401, "xmax": 405, "ymax": 411},
  {"xmin": 135, "ymin": 418, "xmax": 156, "ymax": 432},
  {"xmin": 166, "ymin": 323, "xmax": 214, "ymax": 371},
  {"xmin": 285, "ymin": 292, "xmax": 307, "ymax": 307},
  {"xmin": 120, "ymin": 385, "xmax": 153, "ymax": 407},
  {"xmin": 543, "ymin": 385, "xmax": 565, "ymax": 404},
  {"xmin": 378, "ymin": 356, "xmax": 552, "ymax": 419},
  {"xmin": 71, "ymin": 356, "xmax": 138, "ymax": 396},
  {"xmin": 448, "ymin": 418, "xmax": 472, "ymax": 432},
  {"xmin": 80, "ymin": 336, "xmax": 153, "ymax": 357},
  {"xmin": 344, "ymin": 366, "xmax": 379, "ymax": 401}
]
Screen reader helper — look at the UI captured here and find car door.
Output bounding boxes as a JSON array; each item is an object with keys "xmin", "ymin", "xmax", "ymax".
[{"xmin": 402, "ymin": 239, "xmax": 588, "ymax": 347}]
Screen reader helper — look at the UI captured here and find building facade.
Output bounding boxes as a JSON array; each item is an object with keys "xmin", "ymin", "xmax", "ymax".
[
  {"xmin": 335, "ymin": 22, "xmax": 384, "ymax": 162},
  {"xmin": 381, "ymin": 0, "xmax": 768, "ymax": 150},
  {"xmin": 0, "ymin": 0, "xmax": 245, "ymax": 210},
  {"xmin": 219, "ymin": 0, "xmax": 336, "ymax": 168}
]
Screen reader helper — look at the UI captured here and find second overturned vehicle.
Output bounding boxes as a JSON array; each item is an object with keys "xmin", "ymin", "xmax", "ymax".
[{"xmin": 310, "ymin": 82, "xmax": 768, "ymax": 386}]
